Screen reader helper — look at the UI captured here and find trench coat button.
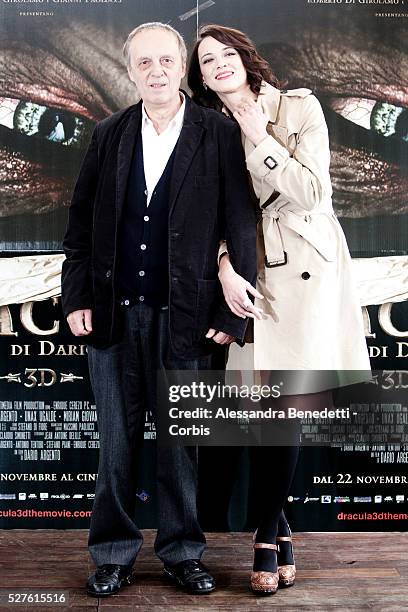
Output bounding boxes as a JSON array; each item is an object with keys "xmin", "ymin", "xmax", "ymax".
[
  {"xmin": 301, "ymin": 271, "xmax": 311, "ymax": 280},
  {"xmin": 105, "ymin": 270, "xmax": 111, "ymax": 278},
  {"xmin": 139, "ymin": 296, "xmax": 145, "ymax": 302},
  {"xmin": 264, "ymin": 155, "xmax": 278, "ymax": 170},
  {"xmin": 124, "ymin": 299, "xmax": 130, "ymax": 306},
  {"xmin": 140, "ymin": 244, "xmax": 147, "ymax": 250},
  {"xmin": 144, "ymin": 215, "xmax": 149, "ymax": 222}
]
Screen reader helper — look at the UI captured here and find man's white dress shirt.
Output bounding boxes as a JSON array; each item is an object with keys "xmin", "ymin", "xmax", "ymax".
[{"xmin": 141, "ymin": 94, "xmax": 185, "ymax": 206}]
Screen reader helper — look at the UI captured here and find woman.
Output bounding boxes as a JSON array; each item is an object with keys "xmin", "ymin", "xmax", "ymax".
[{"xmin": 188, "ymin": 25, "xmax": 371, "ymax": 595}]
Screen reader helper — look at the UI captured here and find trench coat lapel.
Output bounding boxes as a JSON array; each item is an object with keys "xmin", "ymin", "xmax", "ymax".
[
  {"xmin": 242, "ymin": 83, "xmax": 284, "ymax": 205},
  {"xmin": 116, "ymin": 104, "xmax": 141, "ymax": 221},
  {"xmin": 169, "ymin": 96, "xmax": 204, "ymax": 215},
  {"xmin": 257, "ymin": 82, "xmax": 281, "ymax": 122}
]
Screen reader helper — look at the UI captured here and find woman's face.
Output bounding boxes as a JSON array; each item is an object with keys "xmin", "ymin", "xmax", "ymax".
[{"xmin": 198, "ymin": 36, "xmax": 248, "ymax": 95}]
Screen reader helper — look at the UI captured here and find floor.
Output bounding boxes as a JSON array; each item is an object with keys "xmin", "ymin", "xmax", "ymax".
[{"xmin": 0, "ymin": 530, "xmax": 407, "ymax": 610}]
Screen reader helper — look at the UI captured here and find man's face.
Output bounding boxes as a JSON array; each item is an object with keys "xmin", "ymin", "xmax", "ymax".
[{"xmin": 127, "ymin": 28, "xmax": 185, "ymax": 109}]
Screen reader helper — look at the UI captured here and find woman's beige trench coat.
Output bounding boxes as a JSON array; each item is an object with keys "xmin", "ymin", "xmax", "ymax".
[{"xmin": 225, "ymin": 82, "xmax": 371, "ymax": 379}]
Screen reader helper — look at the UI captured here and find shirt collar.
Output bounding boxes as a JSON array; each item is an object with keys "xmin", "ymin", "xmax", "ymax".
[{"xmin": 142, "ymin": 91, "xmax": 185, "ymax": 132}]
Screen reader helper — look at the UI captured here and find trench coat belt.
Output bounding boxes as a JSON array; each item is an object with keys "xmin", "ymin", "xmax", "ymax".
[{"xmin": 261, "ymin": 207, "xmax": 337, "ymax": 266}]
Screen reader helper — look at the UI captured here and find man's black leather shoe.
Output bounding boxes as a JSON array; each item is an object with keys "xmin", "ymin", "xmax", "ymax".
[
  {"xmin": 163, "ymin": 559, "xmax": 215, "ymax": 594},
  {"xmin": 86, "ymin": 564, "xmax": 134, "ymax": 597}
]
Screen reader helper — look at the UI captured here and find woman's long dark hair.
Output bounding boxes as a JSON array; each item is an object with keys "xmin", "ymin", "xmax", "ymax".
[{"xmin": 188, "ymin": 24, "xmax": 281, "ymax": 111}]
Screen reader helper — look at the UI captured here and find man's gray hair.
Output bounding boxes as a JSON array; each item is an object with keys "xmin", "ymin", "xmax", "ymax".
[{"xmin": 123, "ymin": 22, "xmax": 187, "ymax": 69}]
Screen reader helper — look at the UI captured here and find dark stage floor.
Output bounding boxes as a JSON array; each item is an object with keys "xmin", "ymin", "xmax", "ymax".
[{"xmin": 0, "ymin": 530, "xmax": 406, "ymax": 610}]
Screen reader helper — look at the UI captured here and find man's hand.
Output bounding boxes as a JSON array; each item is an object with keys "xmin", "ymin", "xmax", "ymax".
[
  {"xmin": 206, "ymin": 329, "xmax": 235, "ymax": 345},
  {"xmin": 66, "ymin": 309, "xmax": 93, "ymax": 336}
]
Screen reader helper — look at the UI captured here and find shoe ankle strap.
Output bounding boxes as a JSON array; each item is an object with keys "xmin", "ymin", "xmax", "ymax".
[
  {"xmin": 253, "ymin": 543, "xmax": 278, "ymax": 551},
  {"xmin": 276, "ymin": 536, "xmax": 292, "ymax": 542}
]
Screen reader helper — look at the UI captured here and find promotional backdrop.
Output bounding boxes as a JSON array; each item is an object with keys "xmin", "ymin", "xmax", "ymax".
[{"xmin": 1, "ymin": 0, "xmax": 407, "ymax": 531}]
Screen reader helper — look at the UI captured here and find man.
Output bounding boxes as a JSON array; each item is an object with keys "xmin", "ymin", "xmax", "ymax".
[{"xmin": 62, "ymin": 22, "xmax": 256, "ymax": 597}]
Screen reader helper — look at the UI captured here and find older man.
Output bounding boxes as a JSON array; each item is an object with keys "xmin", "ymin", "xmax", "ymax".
[{"xmin": 62, "ymin": 22, "xmax": 256, "ymax": 597}]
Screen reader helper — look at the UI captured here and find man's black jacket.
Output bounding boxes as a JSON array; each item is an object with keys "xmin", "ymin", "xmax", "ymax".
[{"xmin": 61, "ymin": 94, "xmax": 257, "ymax": 358}]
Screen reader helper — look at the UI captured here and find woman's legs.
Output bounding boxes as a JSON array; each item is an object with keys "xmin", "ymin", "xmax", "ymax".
[
  {"xmin": 251, "ymin": 390, "xmax": 332, "ymax": 572},
  {"xmin": 277, "ymin": 510, "xmax": 294, "ymax": 565},
  {"xmin": 251, "ymin": 445, "xmax": 299, "ymax": 571}
]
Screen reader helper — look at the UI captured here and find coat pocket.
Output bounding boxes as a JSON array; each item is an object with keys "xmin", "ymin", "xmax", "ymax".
[{"xmin": 194, "ymin": 279, "xmax": 218, "ymax": 339}]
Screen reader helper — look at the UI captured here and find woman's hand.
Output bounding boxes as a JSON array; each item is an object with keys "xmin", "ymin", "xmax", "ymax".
[
  {"xmin": 233, "ymin": 98, "xmax": 269, "ymax": 147},
  {"xmin": 218, "ymin": 255, "xmax": 264, "ymax": 320}
]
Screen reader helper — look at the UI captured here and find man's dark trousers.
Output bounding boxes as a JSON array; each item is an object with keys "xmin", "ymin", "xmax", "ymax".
[{"xmin": 87, "ymin": 302, "xmax": 214, "ymax": 567}]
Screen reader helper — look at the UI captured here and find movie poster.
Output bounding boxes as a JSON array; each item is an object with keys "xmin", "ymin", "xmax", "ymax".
[{"xmin": 0, "ymin": 0, "xmax": 407, "ymax": 531}]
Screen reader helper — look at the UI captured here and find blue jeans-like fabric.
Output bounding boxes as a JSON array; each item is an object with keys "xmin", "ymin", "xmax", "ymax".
[{"xmin": 87, "ymin": 303, "xmax": 212, "ymax": 567}]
